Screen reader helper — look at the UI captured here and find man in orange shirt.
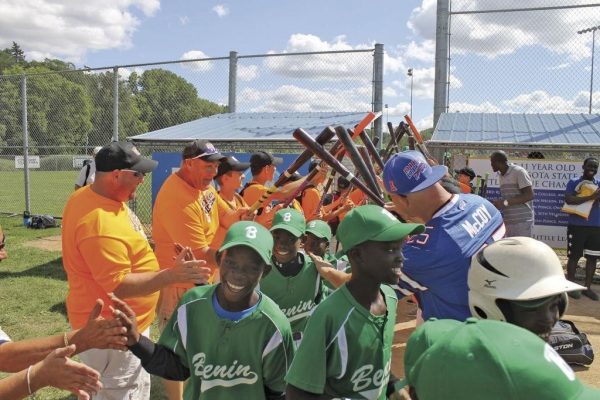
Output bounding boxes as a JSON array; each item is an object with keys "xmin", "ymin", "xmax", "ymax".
[
  {"xmin": 241, "ymin": 150, "xmax": 283, "ymax": 207},
  {"xmin": 62, "ymin": 141, "xmax": 209, "ymax": 400},
  {"xmin": 152, "ymin": 142, "xmax": 250, "ymax": 400}
]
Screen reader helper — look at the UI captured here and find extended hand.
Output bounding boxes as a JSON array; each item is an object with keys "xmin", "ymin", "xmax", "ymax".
[
  {"xmin": 71, "ymin": 299, "xmax": 128, "ymax": 353},
  {"xmin": 170, "ymin": 247, "xmax": 212, "ymax": 285},
  {"xmin": 108, "ymin": 293, "xmax": 140, "ymax": 346}
]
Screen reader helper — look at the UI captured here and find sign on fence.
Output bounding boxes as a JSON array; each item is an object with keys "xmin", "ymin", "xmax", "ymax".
[
  {"xmin": 14, "ymin": 156, "xmax": 40, "ymax": 169},
  {"xmin": 73, "ymin": 156, "xmax": 93, "ymax": 168},
  {"xmin": 469, "ymin": 158, "xmax": 581, "ymax": 249}
]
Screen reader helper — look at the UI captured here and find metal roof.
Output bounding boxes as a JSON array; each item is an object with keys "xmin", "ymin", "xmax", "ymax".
[
  {"xmin": 128, "ymin": 112, "xmax": 370, "ymax": 142},
  {"xmin": 430, "ymin": 113, "xmax": 600, "ymax": 149}
]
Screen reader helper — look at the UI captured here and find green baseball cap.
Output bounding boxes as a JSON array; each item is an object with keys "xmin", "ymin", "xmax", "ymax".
[
  {"xmin": 218, "ymin": 221, "xmax": 273, "ymax": 266},
  {"xmin": 270, "ymin": 208, "xmax": 306, "ymax": 238},
  {"xmin": 406, "ymin": 318, "xmax": 600, "ymax": 400},
  {"xmin": 305, "ymin": 219, "xmax": 332, "ymax": 240},
  {"xmin": 398, "ymin": 318, "xmax": 462, "ymax": 389},
  {"xmin": 337, "ymin": 205, "xmax": 424, "ymax": 254}
]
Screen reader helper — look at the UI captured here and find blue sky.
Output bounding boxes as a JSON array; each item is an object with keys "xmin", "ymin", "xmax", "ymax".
[{"xmin": 2, "ymin": 0, "xmax": 600, "ymax": 131}]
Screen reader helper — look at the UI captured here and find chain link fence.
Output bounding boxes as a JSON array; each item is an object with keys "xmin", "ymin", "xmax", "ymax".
[
  {"xmin": 0, "ymin": 48, "xmax": 378, "ymax": 230},
  {"xmin": 447, "ymin": 2, "xmax": 600, "ymax": 114}
]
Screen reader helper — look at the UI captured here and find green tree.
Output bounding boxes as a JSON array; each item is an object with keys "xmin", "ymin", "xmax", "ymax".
[
  {"xmin": 10, "ymin": 42, "xmax": 25, "ymax": 63},
  {"xmin": 135, "ymin": 69, "xmax": 226, "ymax": 132}
]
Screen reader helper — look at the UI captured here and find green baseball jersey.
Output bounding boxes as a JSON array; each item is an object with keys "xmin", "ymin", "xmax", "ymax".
[
  {"xmin": 286, "ymin": 284, "xmax": 398, "ymax": 400},
  {"xmin": 158, "ymin": 284, "xmax": 294, "ymax": 400},
  {"xmin": 259, "ymin": 254, "xmax": 324, "ymax": 335}
]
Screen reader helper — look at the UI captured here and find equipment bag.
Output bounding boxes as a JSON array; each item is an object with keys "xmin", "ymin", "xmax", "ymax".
[
  {"xmin": 549, "ymin": 319, "xmax": 594, "ymax": 366},
  {"xmin": 28, "ymin": 214, "xmax": 59, "ymax": 229}
]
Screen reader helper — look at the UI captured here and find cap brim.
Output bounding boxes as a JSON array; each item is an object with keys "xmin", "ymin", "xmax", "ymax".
[
  {"xmin": 230, "ymin": 161, "xmax": 251, "ymax": 171},
  {"xmin": 305, "ymin": 228, "xmax": 331, "ymax": 240},
  {"xmin": 131, "ymin": 158, "xmax": 158, "ymax": 173},
  {"xmin": 509, "ymin": 276, "xmax": 586, "ymax": 301},
  {"xmin": 270, "ymin": 224, "xmax": 304, "ymax": 238},
  {"xmin": 218, "ymin": 241, "xmax": 272, "ymax": 266},
  {"xmin": 408, "ymin": 165, "xmax": 448, "ymax": 194},
  {"xmin": 272, "ymin": 156, "xmax": 283, "ymax": 165},
  {"xmin": 371, "ymin": 222, "xmax": 425, "ymax": 243},
  {"xmin": 202, "ymin": 152, "xmax": 226, "ymax": 162}
]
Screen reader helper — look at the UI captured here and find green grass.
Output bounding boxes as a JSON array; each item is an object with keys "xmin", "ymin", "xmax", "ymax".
[{"xmin": 0, "ymin": 215, "xmax": 164, "ymax": 398}]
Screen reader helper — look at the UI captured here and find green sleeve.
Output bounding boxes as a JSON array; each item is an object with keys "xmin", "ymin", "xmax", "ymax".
[
  {"xmin": 262, "ymin": 321, "xmax": 295, "ymax": 393},
  {"xmin": 285, "ymin": 307, "xmax": 331, "ymax": 394},
  {"xmin": 157, "ymin": 304, "xmax": 189, "ymax": 368}
]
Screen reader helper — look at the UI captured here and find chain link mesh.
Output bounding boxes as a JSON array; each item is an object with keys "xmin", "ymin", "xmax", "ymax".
[{"xmin": 448, "ymin": 2, "xmax": 600, "ymax": 114}]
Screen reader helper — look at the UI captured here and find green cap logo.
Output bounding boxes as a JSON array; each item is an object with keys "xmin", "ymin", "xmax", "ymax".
[
  {"xmin": 219, "ymin": 221, "xmax": 273, "ymax": 265},
  {"xmin": 270, "ymin": 208, "xmax": 306, "ymax": 237},
  {"xmin": 337, "ymin": 205, "xmax": 424, "ymax": 254}
]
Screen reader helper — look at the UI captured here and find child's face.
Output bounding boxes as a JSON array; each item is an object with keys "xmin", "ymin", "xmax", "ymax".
[
  {"xmin": 457, "ymin": 173, "xmax": 471, "ymax": 184},
  {"xmin": 219, "ymin": 246, "xmax": 265, "ymax": 303},
  {"xmin": 507, "ymin": 294, "xmax": 562, "ymax": 341},
  {"xmin": 353, "ymin": 239, "xmax": 405, "ymax": 285},
  {"xmin": 303, "ymin": 232, "xmax": 329, "ymax": 257},
  {"xmin": 272, "ymin": 229, "xmax": 301, "ymax": 263}
]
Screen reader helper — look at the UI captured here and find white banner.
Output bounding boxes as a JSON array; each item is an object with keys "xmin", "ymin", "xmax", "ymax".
[
  {"xmin": 468, "ymin": 158, "xmax": 582, "ymax": 249},
  {"xmin": 73, "ymin": 156, "xmax": 93, "ymax": 168},
  {"xmin": 14, "ymin": 156, "xmax": 40, "ymax": 169}
]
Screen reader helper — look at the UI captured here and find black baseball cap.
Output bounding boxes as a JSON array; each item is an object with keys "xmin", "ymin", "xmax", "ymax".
[
  {"xmin": 95, "ymin": 141, "xmax": 158, "ymax": 173},
  {"xmin": 250, "ymin": 151, "xmax": 283, "ymax": 169},
  {"xmin": 455, "ymin": 166, "xmax": 476, "ymax": 180},
  {"xmin": 215, "ymin": 156, "xmax": 251, "ymax": 179},
  {"xmin": 182, "ymin": 140, "xmax": 225, "ymax": 162}
]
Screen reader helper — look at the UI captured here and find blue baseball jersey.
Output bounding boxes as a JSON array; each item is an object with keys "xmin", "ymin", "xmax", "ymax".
[
  {"xmin": 565, "ymin": 177, "xmax": 600, "ymax": 227},
  {"xmin": 393, "ymin": 194, "xmax": 505, "ymax": 320}
]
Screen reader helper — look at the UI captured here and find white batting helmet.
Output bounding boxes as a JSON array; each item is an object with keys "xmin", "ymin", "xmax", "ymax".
[{"xmin": 468, "ymin": 236, "xmax": 585, "ymax": 321}]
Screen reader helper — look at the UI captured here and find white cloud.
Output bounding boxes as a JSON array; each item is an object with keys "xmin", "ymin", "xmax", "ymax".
[
  {"xmin": 265, "ymin": 34, "xmax": 381, "ymax": 81},
  {"xmin": 181, "ymin": 50, "xmax": 214, "ymax": 72},
  {"xmin": 0, "ymin": 0, "xmax": 160, "ymax": 62},
  {"xmin": 179, "ymin": 16, "xmax": 189, "ymax": 25},
  {"xmin": 407, "ymin": 0, "xmax": 598, "ymax": 60},
  {"xmin": 448, "ymin": 101, "xmax": 502, "ymax": 113},
  {"xmin": 393, "ymin": 67, "xmax": 461, "ymax": 99},
  {"xmin": 118, "ymin": 66, "xmax": 146, "ymax": 80},
  {"xmin": 402, "ymin": 40, "xmax": 436, "ymax": 64},
  {"xmin": 212, "ymin": 4, "xmax": 229, "ymax": 18},
  {"xmin": 238, "ymin": 85, "xmax": 371, "ymax": 112},
  {"xmin": 237, "ymin": 64, "xmax": 259, "ymax": 81},
  {"xmin": 384, "ymin": 87, "xmax": 398, "ymax": 97}
]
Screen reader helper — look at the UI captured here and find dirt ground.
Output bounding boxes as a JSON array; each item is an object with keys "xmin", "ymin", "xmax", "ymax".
[
  {"xmin": 391, "ymin": 284, "xmax": 600, "ymax": 389},
  {"xmin": 23, "ymin": 234, "xmax": 62, "ymax": 251}
]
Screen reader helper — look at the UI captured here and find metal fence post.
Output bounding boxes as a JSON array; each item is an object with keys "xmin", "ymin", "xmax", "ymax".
[
  {"xmin": 113, "ymin": 66, "xmax": 119, "ymax": 142},
  {"xmin": 21, "ymin": 74, "xmax": 30, "ymax": 214},
  {"xmin": 228, "ymin": 51, "xmax": 238, "ymax": 113},
  {"xmin": 433, "ymin": 0, "xmax": 450, "ymax": 128},
  {"xmin": 373, "ymin": 43, "xmax": 384, "ymax": 147}
]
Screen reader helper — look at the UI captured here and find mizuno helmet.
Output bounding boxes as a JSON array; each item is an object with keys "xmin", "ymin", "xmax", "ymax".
[{"xmin": 468, "ymin": 236, "xmax": 585, "ymax": 321}]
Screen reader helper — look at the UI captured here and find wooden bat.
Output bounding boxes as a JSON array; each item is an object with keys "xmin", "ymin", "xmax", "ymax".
[
  {"xmin": 357, "ymin": 145, "xmax": 381, "ymax": 194},
  {"xmin": 247, "ymin": 126, "xmax": 336, "ymax": 214},
  {"xmin": 335, "ymin": 126, "xmax": 382, "ymax": 199},
  {"xmin": 358, "ymin": 129, "xmax": 384, "ymax": 171},
  {"xmin": 293, "ymin": 128, "xmax": 384, "ymax": 206},
  {"xmin": 382, "ymin": 122, "xmax": 408, "ymax": 162},
  {"xmin": 404, "ymin": 114, "xmax": 435, "ymax": 161}
]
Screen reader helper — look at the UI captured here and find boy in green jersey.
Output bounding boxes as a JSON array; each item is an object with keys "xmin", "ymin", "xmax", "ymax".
[
  {"xmin": 260, "ymin": 208, "xmax": 325, "ymax": 347},
  {"xmin": 286, "ymin": 205, "xmax": 425, "ymax": 400},
  {"xmin": 303, "ymin": 219, "xmax": 351, "ymax": 289},
  {"xmin": 112, "ymin": 221, "xmax": 294, "ymax": 400}
]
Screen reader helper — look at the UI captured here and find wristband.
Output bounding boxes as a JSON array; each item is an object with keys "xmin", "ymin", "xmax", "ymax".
[
  {"xmin": 63, "ymin": 332, "xmax": 69, "ymax": 347},
  {"xmin": 27, "ymin": 365, "xmax": 37, "ymax": 398}
]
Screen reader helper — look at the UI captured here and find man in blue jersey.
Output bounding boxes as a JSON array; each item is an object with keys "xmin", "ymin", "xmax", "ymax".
[{"xmin": 383, "ymin": 150, "xmax": 505, "ymax": 321}]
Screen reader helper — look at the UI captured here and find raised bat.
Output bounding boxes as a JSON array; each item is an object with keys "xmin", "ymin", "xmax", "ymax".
[
  {"xmin": 358, "ymin": 129, "xmax": 384, "ymax": 171},
  {"xmin": 293, "ymin": 128, "xmax": 384, "ymax": 206},
  {"xmin": 404, "ymin": 114, "xmax": 434, "ymax": 162},
  {"xmin": 357, "ymin": 145, "xmax": 381, "ymax": 194},
  {"xmin": 247, "ymin": 126, "xmax": 336, "ymax": 214},
  {"xmin": 335, "ymin": 126, "xmax": 382, "ymax": 198}
]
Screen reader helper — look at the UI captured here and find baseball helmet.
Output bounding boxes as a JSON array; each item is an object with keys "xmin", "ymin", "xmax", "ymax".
[{"xmin": 468, "ymin": 237, "xmax": 585, "ymax": 321}]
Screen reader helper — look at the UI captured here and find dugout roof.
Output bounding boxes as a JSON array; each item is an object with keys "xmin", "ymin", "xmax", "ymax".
[
  {"xmin": 429, "ymin": 113, "xmax": 600, "ymax": 151},
  {"xmin": 128, "ymin": 112, "xmax": 369, "ymax": 143}
]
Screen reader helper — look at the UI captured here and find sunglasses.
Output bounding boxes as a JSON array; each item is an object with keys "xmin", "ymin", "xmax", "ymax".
[{"xmin": 120, "ymin": 169, "xmax": 146, "ymax": 178}]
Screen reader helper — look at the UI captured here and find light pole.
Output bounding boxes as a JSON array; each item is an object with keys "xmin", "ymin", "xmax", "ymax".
[
  {"xmin": 407, "ymin": 68, "xmax": 414, "ymax": 119},
  {"xmin": 578, "ymin": 26, "xmax": 600, "ymax": 114},
  {"xmin": 385, "ymin": 103, "xmax": 389, "ymax": 124}
]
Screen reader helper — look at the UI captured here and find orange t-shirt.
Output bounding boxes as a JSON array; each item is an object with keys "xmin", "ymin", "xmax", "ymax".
[
  {"xmin": 241, "ymin": 181, "xmax": 268, "ymax": 207},
  {"xmin": 301, "ymin": 186, "xmax": 321, "ymax": 221},
  {"xmin": 152, "ymin": 174, "xmax": 229, "ymax": 287},
  {"xmin": 62, "ymin": 186, "xmax": 159, "ymax": 331},
  {"xmin": 211, "ymin": 192, "xmax": 248, "ymax": 251},
  {"xmin": 339, "ymin": 188, "xmax": 367, "ymax": 220}
]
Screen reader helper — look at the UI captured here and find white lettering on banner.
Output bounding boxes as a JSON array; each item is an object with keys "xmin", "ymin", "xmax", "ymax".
[
  {"xmin": 461, "ymin": 204, "xmax": 492, "ymax": 238},
  {"xmin": 14, "ymin": 156, "xmax": 40, "ymax": 169},
  {"xmin": 192, "ymin": 353, "xmax": 258, "ymax": 391}
]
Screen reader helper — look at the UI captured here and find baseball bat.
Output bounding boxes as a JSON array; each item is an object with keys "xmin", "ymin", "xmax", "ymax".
[
  {"xmin": 358, "ymin": 129, "xmax": 384, "ymax": 171},
  {"xmin": 357, "ymin": 145, "xmax": 381, "ymax": 196},
  {"xmin": 247, "ymin": 126, "xmax": 336, "ymax": 214},
  {"xmin": 293, "ymin": 128, "xmax": 384, "ymax": 206},
  {"xmin": 372, "ymin": 135, "xmax": 380, "ymax": 149},
  {"xmin": 335, "ymin": 126, "xmax": 382, "ymax": 199},
  {"xmin": 404, "ymin": 114, "xmax": 434, "ymax": 161}
]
